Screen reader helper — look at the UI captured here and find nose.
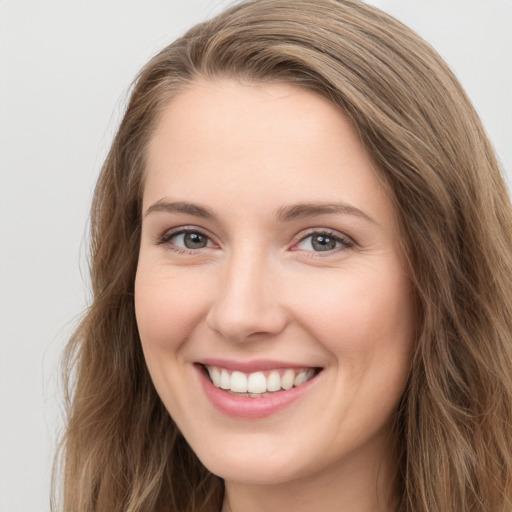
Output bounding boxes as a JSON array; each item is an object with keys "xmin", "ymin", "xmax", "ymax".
[{"xmin": 206, "ymin": 250, "xmax": 288, "ymax": 342}]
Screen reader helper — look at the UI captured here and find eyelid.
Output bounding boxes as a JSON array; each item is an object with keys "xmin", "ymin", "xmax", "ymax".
[
  {"xmin": 156, "ymin": 225, "xmax": 217, "ymax": 252},
  {"xmin": 154, "ymin": 225, "xmax": 355, "ymax": 256},
  {"xmin": 291, "ymin": 228, "xmax": 355, "ymax": 254}
]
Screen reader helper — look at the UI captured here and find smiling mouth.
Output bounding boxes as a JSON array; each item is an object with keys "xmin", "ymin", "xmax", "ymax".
[{"xmin": 200, "ymin": 364, "xmax": 322, "ymax": 397}]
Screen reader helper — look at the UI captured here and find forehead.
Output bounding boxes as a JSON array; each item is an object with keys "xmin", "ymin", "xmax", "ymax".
[{"xmin": 143, "ymin": 79, "xmax": 394, "ymax": 226}]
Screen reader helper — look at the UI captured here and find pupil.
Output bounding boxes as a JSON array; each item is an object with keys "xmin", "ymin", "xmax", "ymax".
[
  {"xmin": 312, "ymin": 235, "xmax": 336, "ymax": 251},
  {"xmin": 184, "ymin": 232, "xmax": 207, "ymax": 249}
]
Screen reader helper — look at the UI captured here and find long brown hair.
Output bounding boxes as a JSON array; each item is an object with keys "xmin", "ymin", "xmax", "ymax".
[{"xmin": 54, "ymin": 1, "xmax": 512, "ymax": 510}]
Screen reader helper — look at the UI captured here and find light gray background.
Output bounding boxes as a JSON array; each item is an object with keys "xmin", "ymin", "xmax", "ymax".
[{"xmin": 0, "ymin": 1, "xmax": 511, "ymax": 511}]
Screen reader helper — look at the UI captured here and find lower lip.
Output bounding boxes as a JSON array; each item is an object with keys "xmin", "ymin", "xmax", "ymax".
[{"xmin": 196, "ymin": 365, "xmax": 320, "ymax": 419}]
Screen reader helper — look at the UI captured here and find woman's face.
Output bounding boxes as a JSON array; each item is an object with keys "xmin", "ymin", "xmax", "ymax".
[{"xmin": 135, "ymin": 79, "xmax": 415, "ymax": 486}]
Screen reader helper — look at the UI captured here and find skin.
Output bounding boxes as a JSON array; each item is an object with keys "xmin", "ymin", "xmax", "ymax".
[{"xmin": 135, "ymin": 79, "xmax": 416, "ymax": 512}]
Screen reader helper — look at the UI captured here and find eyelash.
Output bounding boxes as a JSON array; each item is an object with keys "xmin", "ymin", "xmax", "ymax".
[
  {"xmin": 156, "ymin": 227, "xmax": 214, "ymax": 255},
  {"xmin": 293, "ymin": 229, "xmax": 355, "ymax": 257},
  {"xmin": 156, "ymin": 227, "xmax": 355, "ymax": 256}
]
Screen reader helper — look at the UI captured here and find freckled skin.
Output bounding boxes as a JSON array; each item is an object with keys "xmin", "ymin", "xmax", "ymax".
[{"xmin": 135, "ymin": 79, "xmax": 415, "ymax": 512}]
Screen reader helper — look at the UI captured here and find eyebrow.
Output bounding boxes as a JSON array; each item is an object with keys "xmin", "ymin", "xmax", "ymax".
[
  {"xmin": 144, "ymin": 200, "xmax": 216, "ymax": 219},
  {"xmin": 274, "ymin": 202, "xmax": 376, "ymax": 224},
  {"xmin": 144, "ymin": 199, "xmax": 376, "ymax": 224}
]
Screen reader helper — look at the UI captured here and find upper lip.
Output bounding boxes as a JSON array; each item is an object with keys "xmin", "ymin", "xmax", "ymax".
[{"xmin": 196, "ymin": 358, "xmax": 321, "ymax": 373}]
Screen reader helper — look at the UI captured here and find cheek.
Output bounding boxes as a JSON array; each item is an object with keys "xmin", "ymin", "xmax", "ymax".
[
  {"xmin": 134, "ymin": 266, "xmax": 210, "ymax": 358},
  {"xmin": 296, "ymin": 265, "xmax": 413, "ymax": 336},
  {"xmin": 134, "ymin": 265, "xmax": 215, "ymax": 422},
  {"xmin": 290, "ymin": 264, "xmax": 415, "ymax": 386},
  {"xmin": 292, "ymin": 267, "xmax": 414, "ymax": 442}
]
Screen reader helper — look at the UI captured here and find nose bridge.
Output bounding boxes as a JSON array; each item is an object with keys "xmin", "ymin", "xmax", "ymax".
[{"xmin": 206, "ymin": 245, "xmax": 286, "ymax": 341}]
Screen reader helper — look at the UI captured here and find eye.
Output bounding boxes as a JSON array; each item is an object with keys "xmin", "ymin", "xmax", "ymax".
[
  {"xmin": 173, "ymin": 231, "xmax": 209, "ymax": 249},
  {"xmin": 294, "ymin": 230, "xmax": 353, "ymax": 253},
  {"xmin": 158, "ymin": 229, "xmax": 214, "ymax": 252}
]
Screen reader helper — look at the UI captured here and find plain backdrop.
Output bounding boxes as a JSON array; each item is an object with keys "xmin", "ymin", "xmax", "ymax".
[{"xmin": 0, "ymin": 1, "xmax": 511, "ymax": 511}]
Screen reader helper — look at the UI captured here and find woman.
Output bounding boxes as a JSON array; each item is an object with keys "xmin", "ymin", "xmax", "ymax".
[{"xmin": 55, "ymin": 0, "xmax": 512, "ymax": 511}]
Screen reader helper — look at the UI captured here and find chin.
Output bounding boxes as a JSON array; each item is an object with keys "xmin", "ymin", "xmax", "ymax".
[
  {"xmin": 180, "ymin": 426, "xmax": 309, "ymax": 484},
  {"xmin": 201, "ymin": 453, "xmax": 308, "ymax": 486}
]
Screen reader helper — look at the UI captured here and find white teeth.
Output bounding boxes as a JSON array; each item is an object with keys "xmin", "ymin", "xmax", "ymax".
[
  {"xmin": 266, "ymin": 370, "xmax": 281, "ymax": 392},
  {"xmin": 206, "ymin": 365, "xmax": 317, "ymax": 395},
  {"xmin": 230, "ymin": 371, "xmax": 248, "ymax": 392},
  {"xmin": 294, "ymin": 370, "xmax": 309, "ymax": 386},
  {"xmin": 281, "ymin": 369, "xmax": 295, "ymax": 390},
  {"xmin": 220, "ymin": 369, "xmax": 231, "ymax": 389},
  {"xmin": 247, "ymin": 371, "xmax": 267, "ymax": 393},
  {"xmin": 210, "ymin": 367, "xmax": 221, "ymax": 387}
]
